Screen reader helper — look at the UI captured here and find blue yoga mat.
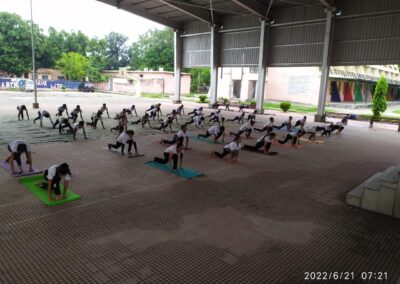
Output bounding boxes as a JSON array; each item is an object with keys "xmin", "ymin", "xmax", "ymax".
[
  {"xmin": 145, "ymin": 161, "xmax": 203, "ymax": 179},
  {"xmin": 190, "ymin": 135, "xmax": 224, "ymax": 144}
]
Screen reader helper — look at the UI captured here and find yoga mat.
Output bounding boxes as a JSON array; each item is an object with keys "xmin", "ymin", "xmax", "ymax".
[
  {"xmin": 1, "ymin": 160, "xmax": 42, "ymax": 177},
  {"xmin": 273, "ymin": 143, "xmax": 304, "ymax": 149},
  {"xmin": 145, "ymin": 161, "xmax": 203, "ymax": 179},
  {"xmin": 300, "ymin": 138, "xmax": 325, "ymax": 144},
  {"xmin": 242, "ymin": 148, "xmax": 279, "ymax": 156},
  {"xmin": 19, "ymin": 175, "xmax": 81, "ymax": 206},
  {"xmin": 127, "ymin": 154, "xmax": 145, "ymax": 158},
  {"xmin": 190, "ymin": 135, "xmax": 224, "ymax": 144}
]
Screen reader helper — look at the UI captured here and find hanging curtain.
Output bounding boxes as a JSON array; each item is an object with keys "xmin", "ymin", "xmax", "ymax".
[{"xmin": 330, "ymin": 81, "xmax": 341, "ymax": 102}]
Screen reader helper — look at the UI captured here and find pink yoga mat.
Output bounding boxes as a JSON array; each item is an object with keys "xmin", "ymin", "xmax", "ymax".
[{"xmin": 0, "ymin": 160, "xmax": 43, "ymax": 177}]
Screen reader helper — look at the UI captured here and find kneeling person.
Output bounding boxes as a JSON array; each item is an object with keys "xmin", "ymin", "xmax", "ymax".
[{"xmin": 154, "ymin": 138, "xmax": 184, "ymax": 171}]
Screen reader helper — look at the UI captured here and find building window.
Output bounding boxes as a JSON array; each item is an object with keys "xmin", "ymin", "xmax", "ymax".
[
  {"xmin": 57, "ymin": 76, "xmax": 65, "ymax": 80},
  {"xmin": 42, "ymin": 75, "xmax": 49, "ymax": 80}
]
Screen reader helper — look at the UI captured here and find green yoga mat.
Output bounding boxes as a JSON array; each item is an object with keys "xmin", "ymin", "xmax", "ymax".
[
  {"xmin": 145, "ymin": 161, "xmax": 203, "ymax": 179},
  {"xmin": 190, "ymin": 135, "xmax": 224, "ymax": 144},
  {"xmin": 19, "ymin": 175, "xmax": 81, "ymax": 206}
]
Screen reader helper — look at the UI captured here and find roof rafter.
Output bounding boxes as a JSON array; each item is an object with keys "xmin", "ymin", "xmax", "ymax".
[{"xmin": 231, "ymin": 0, "xmax": 268, "ymax": 17}]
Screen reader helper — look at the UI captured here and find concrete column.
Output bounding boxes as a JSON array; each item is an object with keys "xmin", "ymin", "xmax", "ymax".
[
  {"xmin": 315, "ymin": 10, "xmax": 334, "ymax": 122},
  {"xmin": 173, "ymin": 30, "xmax": 183, "ymax": 104},
  {"xmin": 255, "ymin": 20, "xmax": 269, "ymax": 113},
  {"xmin": 210, "ymin": 26, "xmax": 219, "ymax": 105}
]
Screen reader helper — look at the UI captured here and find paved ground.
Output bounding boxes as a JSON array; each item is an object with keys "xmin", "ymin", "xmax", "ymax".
[{"xmin": 1, "ymin": 91, "xmax": 400, "ymax": 283}]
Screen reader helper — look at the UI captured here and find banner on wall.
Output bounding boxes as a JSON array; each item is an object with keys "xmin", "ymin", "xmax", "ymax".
[{"xmin": 0, "ymin": 77, "xmax": 81, "ymax": 90}]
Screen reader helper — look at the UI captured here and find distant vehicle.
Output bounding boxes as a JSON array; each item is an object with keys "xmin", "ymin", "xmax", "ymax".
[
  {"xmin": 19, "ymin": 79, "xmax": 34, "ymax": 92},
  {"xmin": 78, "ymin": 82, "xmax": 95, "ymax": 92}
]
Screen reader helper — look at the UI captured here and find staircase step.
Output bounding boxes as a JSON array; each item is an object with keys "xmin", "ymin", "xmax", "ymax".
[
  {"xmin": 346, "ymin": 184, "xmax": 364, "ymax": 207},
  {"xmin": 380, "ymin": 166, "xmax": 400, "ymax": 189},
  {"xmin": 363, "ymin": 172, "xmax": 382, "ymax": 191}
]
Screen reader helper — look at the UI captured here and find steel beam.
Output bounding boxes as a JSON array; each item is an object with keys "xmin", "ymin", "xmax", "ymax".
[
  {"xmin": 231, "ymin": 0, "xmax": 268, "ymax": 17},
  {"xmin": 255, "ymin": 20, "xmax": 269, "ymax": 113},
  {"xmin": 209, "ymin": 26, "xmax": 219, "ymax": 105},
  {"xmin": 174, "ymin": 30, "xmax": 183, "ymax": 104},
  {"xmin": 315, "ymin": 10, "xmax": 334, "ymax": 121},
  {"xmin": 159, "ymin": 0, "xmax": 221, "ymax": 25}
]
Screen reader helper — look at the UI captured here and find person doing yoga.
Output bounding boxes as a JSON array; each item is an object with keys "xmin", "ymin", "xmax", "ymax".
[
  {"xmin": 278, "ymin": 129, "xmax": 304, "ymax": 148},
  {"xmin": 6, "ymin": 140, "xmax": 33, "ymax": 175},
  {"xmin": 33, "ymin": 110, "xmax": 54, "ymax": 127},
  {"xmin": 40, "ymin": 163, "xmax": 71, "ymax": 201},
  {"xmin": 17, "ymin": 105, "xmax": 29, "ymax": 120},
  {"xmin": 230, "ymin": 120, "xmax": 255, "ymax": 138},
  {"xmin": 131, "ymin": 113, "xmax": 151, "ymax": 128},
  {"xmin": 108, "ymin": 130, "xmax": 138, "ymax": 155},
  {"xmin": 243, "ymin": 133, "xmax": 276, "ymax": 154},
  {"xmin": 226, "ymin": 112, "xmax": 245, "ymax": 124},
  {"xmin": 56, "ymin": 104, "xmax": 68, "ymax": 117},
  {"xmin": 154, "ymin": 137, "xmax": 184, "ymax": 171},
  {"xmin": 198, "ymin": 125, "xmax": 225, "ymax": 142},
  {"xmin": 99, "ymin": 103, "xmax": 110, "ymax": 118},
  {"xmin": 255, "ymin": 117, "xmax": 275, "ymax": 133},
  {"xmin": 213, "ymin": 136, "xmax": 241, "ymax": 163}
]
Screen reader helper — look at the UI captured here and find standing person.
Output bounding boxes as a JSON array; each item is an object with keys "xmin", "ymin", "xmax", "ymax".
[
  {"xmin": 6, "ymin": 140, "xmax": 33, "ymax": 175},
  {"xmin": 255, "ymin": 117, "xmax": 275, "ymax": 133},
  {"xmin": 56, "ymin": 104, "xmax": 68, "ymax": 117},
  {"xmin": 17, "ymin": 105, "xmax": 29, "ymax": 120},
  {"xmin": 230, "ymin": 120, "xmax": 255, "ymax": 138},
  {"xmin": 111, "ymin": 115, "xmax": 128, "ymax": 134},
  {"xmin": 41, "ymin": 163, "xmax": 71, "ymax": 201},
  {"xmin": 87, "ymin": 111, "xmax": 105, "ymax": 129},
  {"xmin": 226, "ymin": 112, "xmax": 245, "ymax": 124},
  {"xmin": 53, "ymin": 116, "xmax": 72, "ymax": 134},
  {"xmin": 33, "ymin": 110, "xmax": 54, "ymax": 127},
  {"xmin": 213, "ymin": 136, "xmax": 241, "ymax": 163},
  {"xmin": 278, "ymin": 130, "xmax": 303, "ymax": 147},
  {"xmin": 154, "ymin": 138, "xmax": 184, "ymax": 171},
  {"xmin": 131, "ymin": 113, "xmax": 151, "ymax": 128},
  {"xmin": 185, "ymin": 115, "xmax": 205, "ymax": 128},
  {"xmin": 108, "ymin": 130, "xmax": 138, "ymax": 155},
  {"xmin": 99, "ymin": 103, "xmax": 110, "ymax": 118},
  {"xmin": 198, "ymin": 125, "xmax": 225, "ymax": 143},
  {"xmin": 70, "ymin": 105, "xmax": 83, "ymax": 123},
  {"xmin": 243, "ymin": 133, "xmax": 276, "ymax": 154},
  {"xmin": 72, "ymin": 121, "xmax": 87, "ymax": 140},
  {"xmin": 275, "ymin": 116, "xmax": 293, "ymax": 131}
]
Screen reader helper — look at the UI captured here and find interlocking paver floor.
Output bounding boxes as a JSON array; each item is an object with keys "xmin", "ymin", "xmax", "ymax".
[{"xmin": 0, "ymin": 91, "xmax": 400, "ymax": 283}]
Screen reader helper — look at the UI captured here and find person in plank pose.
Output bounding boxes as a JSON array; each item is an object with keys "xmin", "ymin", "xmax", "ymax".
[
  {"xmin": 275, "ymin": 116, "xmax": 293, "ymax": 131},
  {"xmin": 99, "ymin": 103, "xmax": 110, "ymax": 118},
  {"xmin": 126, "ymin": 105, "xmax": 138, "ymax": 116},
  {"xmin": 185, "ymin": 115, "xmax": 205, "ymax": 128},
  {"xmin": 226, "ymin": 112, "xmax": 245, "ymax": 124},
  {"xmin": 278, "ymin": 129, "xmax": 304, "ymax": 148},
  {"xmin": 198, "ymin": 125, "xmax": 225, "ymax": 143},
  {"xmin": 108, "ymin": 130, "xmax": 138, "ymax": 155},
  {"xmin": 72, "ymin": 121, "xmax": 87, "ymax": 140},
  {"xmin": 154, "ymin": 137, "xmax": 184, "ymax": 171},
  {"xmin": 56, "ymin": 104, "xmax": 68, "ymax": 117},
  {"xmin": 70, "ymin": 105, "xmax": 83, "ymax": 123},
  {"xmin": 111, "ymin": 114, "xmax": 128, "ymax": 134},
  {"xmin": 6, "ymin": 140, "xmax": 33, "ymax": 175},
  {"xmin": 160, "ymin": 125, "xmax": 190, "ymax": 148},
  {"xmin": 229, "ymin": 120, "xmax": 255, "ymax": 138},
  {"xmin": 17, "ymin": 105, "xmax": 29, "ymax": 120},
  {"xmin": 213, "ymin": 136, "xmax": 241, "ymax": 163},
  {"xmin": 40, "ymin": 163, "xmax": 71, "ymax": 201},
  {"xmin": 33, "ymin": 110, "xmax": 54, "ymax": 127},
  {"xmin": 53, "ymin": 116, "xmax": 72, "ymax": 134},
  {"xmin": 255, "ymin": 117, "xmax": 275, "ymax": 133},
  {"xmin": 243, "ymin": 133, "xmax": 276, "ymax": 154},
  {"xmin": 131, "ymin": 113, "xmax": 151, "ymax": 128},
  {"xmin": 86, "ymin": 111, "xmax": 105, "ymax": 129}
]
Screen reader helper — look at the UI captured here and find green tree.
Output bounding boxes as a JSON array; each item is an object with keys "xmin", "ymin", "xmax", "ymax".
[
  {"xmin": 130, "ymin": 28, "xmax": 173, "ymax": 71},
  {"xmin": 354, "ymin": 81, "xmax": 363, "ymax": 102},
  {"xmin": 105, "ymin": 32, "xmax": 129, "ymax": 70},
  {"xmin": 87, "ymin": 38, "xmax": 108, "ymax": 81},
  {"xmin": 56, "ymin": 52, "xmax": 89, "ymax": 81},
  {"xmin": 372, "ymin": 76, "xmax": 388, "ymax": 116},
  {"xmin": 190, "ymin": 68, "xmax": 210, "ymax": 93}
]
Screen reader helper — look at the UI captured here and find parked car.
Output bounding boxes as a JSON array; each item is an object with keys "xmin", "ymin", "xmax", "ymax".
[
  {"xmin": 78, "ymin": 82, "xmax": 95, "ymax": 92},
  {"xmin": 19, "ymin": 79, "xmax": 34, "ymax": 92}
]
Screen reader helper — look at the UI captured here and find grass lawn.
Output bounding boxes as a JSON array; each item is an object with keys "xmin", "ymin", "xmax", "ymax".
[
  {"xmin": 263, "ymin": 102, "xmax": 320, "ymax": 113},
  {"xmin": 140, "ymin": 93, "xmax": 171, "ymax": 99},
  {"xmin": 393, "ymin": 110, "xmax": 400, "ymax": 115}
]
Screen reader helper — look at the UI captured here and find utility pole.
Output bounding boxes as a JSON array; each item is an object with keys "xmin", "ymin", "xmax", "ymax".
[{"xmin": 30, "ymin": 0, "xmax": 39, "ymax": 108}]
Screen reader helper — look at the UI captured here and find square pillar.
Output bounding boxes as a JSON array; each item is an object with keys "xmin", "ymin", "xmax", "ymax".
[
  {"xmin": 210, "ymin": 26, "xmax": 219, "ymax": 105},
  {"xmin": 255, "ymin": 20, "xmax": 269, "ymax": 113},
  {"xmin": 315, "ymin": 10, "xmax": 334, "ymax": 122},
  {"xmin": 174, "ymin": 30, "xmax": 183, "ymax": 104}
]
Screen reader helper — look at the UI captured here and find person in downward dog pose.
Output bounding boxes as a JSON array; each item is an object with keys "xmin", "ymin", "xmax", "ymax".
[
  {"xmin": 255, "ymin": 117, "xmax": 275, "ymax": 133},
  {"xmin": 229, "ymin": 120, "xmax": 255, "ymax": 138},
  {"xmin": 53, "ymin": 116, "xmax": 72, "ymax": 134},
  {"xmin": 17, "ymin": 105, "xmax": 29, "ymax": 120},
  {"xmin": 226, "ymin": 112, "xmax": 245, "ymax": 124},
  {"xmin": 33, "ymin": 110, "xmax": 54, "ymax": 127},
  {"xmin": 154, "ymin": 137, "xmax": 184, "ymax": 171},
  {"xmin": 6, "ymin": 140, "xmax": 33, "ymax": 175},
  {"xmin": 72, "ymin": 121, "xmax": 87, "ymax": 140},
  {"xmin": 198, "ymin": 125, "xmax": 225, "ymax": 143},
  {"xmin": 213, "ymin": 136, "xmax": 242, "ymax": 163},
  {"xmin": 108, "ymin": 130, "xmax": 138, "ymax": 155},
  {"xmin": 243, "ymin": 133, "xmax": 276, "ymax": 154}
]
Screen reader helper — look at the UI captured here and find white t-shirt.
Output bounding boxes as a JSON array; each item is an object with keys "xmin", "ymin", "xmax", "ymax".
[
  {"xmin": 289, "ymin": 131, "xmax": 298, "ymax": 136},
  {"xmin": 224, "ymin": 142, "xmax": 241, "ymax": 151},
  {"xmin": 178, "ymin": 130, "xmax": 189, "ymax": 138},
  {"xmin": 41, "ymin": 110, "xmax": 49, "ymax": 116},
  {"xmin": 47, "ymin": 165, "xmax": 71, "ymax": 181},
  {"xmin": 265, "ymin": 121, "xmax": 274, "ymax": 127},
  {"xmin": 9, "ymin": 140, "xmax": 31, "ymax": 153},
  {"xmin": 193, "ymin": 116, "xmax": 203, "ymax": 125},
  {"xmin": 117, "ymin": 133, "xmax": 132, "ymax": 144},
  {"xmin": 257, "ymin": 136, "xmax": 271, "ymax": 143},
  {"xmin": 240, "ymin": 123, "xmax": 253, "ymax": 131},
  {"xmin": 336, "ymin": 121, "xmax": 344, "ymax": 127},
  {"xmin": 165, "ymin": 144, "xmax": 178, "ymax": 154},
  {"xmin": 72, "ymin": 108, "xmax": 82, "ymax": 115},
  {"xmin": 99, "ymin": 106, "xmax": 108, "ymax": 112},
  {"xmin": 208, "ymin": 126, "xmax": 220, "ymax": 135}
]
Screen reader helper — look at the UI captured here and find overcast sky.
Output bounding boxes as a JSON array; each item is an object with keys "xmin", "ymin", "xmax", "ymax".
[{"xmin": 0, "ymin": 0, "xmax": 162, "ymax": 43}]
